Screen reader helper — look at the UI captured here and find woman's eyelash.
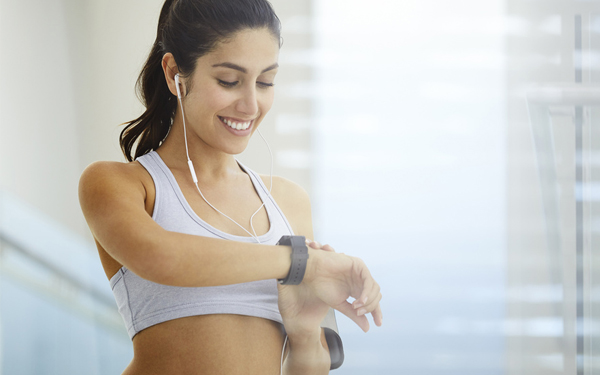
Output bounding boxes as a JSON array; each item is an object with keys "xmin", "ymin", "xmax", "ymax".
[
  {"xmin": 218, "ymin": 80, "xmax": 238, "ymax": 87},
  {"xmin": 218, "ymin": 80, "xmax": 275, "ymax": 88}
]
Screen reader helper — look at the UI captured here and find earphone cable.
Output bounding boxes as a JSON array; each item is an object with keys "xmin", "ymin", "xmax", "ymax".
[
  {"xmin": 176, "ymin": 75, "xmax": 273, "ymax": 244},
  {"xmin": 249, "ymin": 128, "xmax": 274, "ymax": 240},
  {"xmin": 280, "ymin": 334, "xmax": 288, "ymax": 375},
  {"xmin": 177, "ymin": 74, "xmax": 285, "ymax": 375}
]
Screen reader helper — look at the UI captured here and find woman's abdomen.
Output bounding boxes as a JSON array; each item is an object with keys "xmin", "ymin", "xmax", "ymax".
[{"xmin": 125, "ymin": 314, "xmax": 286, "ymax": 375}]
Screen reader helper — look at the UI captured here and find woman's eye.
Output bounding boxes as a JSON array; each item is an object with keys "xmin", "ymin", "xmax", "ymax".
[
  {"xmin": 218, "ymin": 80, "xmax": 238, "ymax": 88},
  {"xmin": 218, "ymin": 80, "xmax": 274, "ymax": 88}
]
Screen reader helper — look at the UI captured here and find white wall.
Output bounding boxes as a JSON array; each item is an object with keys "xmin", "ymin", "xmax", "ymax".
[
  {"xmin": 0, "ymin": 0, "xmax": 84, "ymax": 234},
  {"xmin": 0, "ymin": 0, "xmax": 164, "ymax": 239},
  {"xmin": 0, "ymin": 0, "xmax": 313, "ymax": 242}
]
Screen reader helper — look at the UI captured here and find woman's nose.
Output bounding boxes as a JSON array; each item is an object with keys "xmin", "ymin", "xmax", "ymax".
[{"xmin": 235, "ymin": 86, "xmax": 259, "ymax": 116}]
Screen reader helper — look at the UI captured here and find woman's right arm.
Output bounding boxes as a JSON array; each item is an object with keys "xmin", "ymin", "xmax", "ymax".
[
  {"xmin": 78, "ymin": 161, "xmax": 293, "ymax": 287},
  {"xmin": 79, "ymin": 161, "xmax": 383, "ymax": 329}
]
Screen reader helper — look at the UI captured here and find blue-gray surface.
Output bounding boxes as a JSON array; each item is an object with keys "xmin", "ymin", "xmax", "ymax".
[
  {"xmin": 0, "ymin": 275, "xmax": 132, "ymax": 375},
  {"xmin": 0, "ymin": 191, "xmax": 133, "ymax": 375}
]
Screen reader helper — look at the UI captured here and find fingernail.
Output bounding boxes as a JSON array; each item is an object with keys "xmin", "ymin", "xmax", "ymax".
[
  {"xmin": 354, "ymin": 302, "xmax": 363, "ymax": 309},
  {"xmin": 362, "ymin": 296, "xmax": 369, "ymax": 304},
  {"xmin": 357, "ymin": 308, "xmax": 366, "ymax": 316}
]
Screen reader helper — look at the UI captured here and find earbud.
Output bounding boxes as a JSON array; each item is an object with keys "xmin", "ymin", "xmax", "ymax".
[{"xmin": 174, "ymin": 73, "xmax": 182, "ymax": 99}]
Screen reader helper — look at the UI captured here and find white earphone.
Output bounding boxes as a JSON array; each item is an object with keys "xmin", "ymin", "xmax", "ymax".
[
  {"xmin": 174, "ymin": 73, "xmax": 183, "ymax": 100},
  {"xmin": 175, "ymin": 74, "xmax": 200, "ymax": 184},
  {"xmin": 173, "ymin": 73, "xmax": 274, "ymax": 243}
]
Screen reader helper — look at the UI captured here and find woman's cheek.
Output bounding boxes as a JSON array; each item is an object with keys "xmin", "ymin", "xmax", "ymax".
[
  {"xmin": 260, "ymin": 90, "xmax": 275, "ymax": 110},
  {"xmin": 209, "ymin": 90, "xmax": 236, "ymax": 108}
]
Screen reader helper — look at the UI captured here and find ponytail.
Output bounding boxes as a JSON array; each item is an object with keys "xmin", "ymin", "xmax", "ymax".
[{"xmin": 119, "ymin": 0, "xmax": 177, "ymax": 162}]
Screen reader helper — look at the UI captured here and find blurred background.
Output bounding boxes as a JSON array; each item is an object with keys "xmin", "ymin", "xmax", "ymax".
[{"xmin": 1, "ymin": 0, "xmax": 599, "ymax": 374}]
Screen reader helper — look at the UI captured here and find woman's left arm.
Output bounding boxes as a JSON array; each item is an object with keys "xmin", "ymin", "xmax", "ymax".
[
  {"xmin": 269, "ymin": 177, "xmax": 335, "ymax": 374},
  {"xmin": 272, "ymin": 176, "xmax": 383, "ymax": 373}
]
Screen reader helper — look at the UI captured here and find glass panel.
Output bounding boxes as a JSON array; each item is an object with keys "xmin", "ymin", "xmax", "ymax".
[
  {"xmin": 527, "ymin": 83, "xmax": 600, "ymax": 375},
  {"xmin": 587, "ymin": 13, "xmax": 600, "ymax": 375}
]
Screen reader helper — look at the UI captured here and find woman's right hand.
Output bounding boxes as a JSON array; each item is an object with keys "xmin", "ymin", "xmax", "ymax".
[{"xmin": 302, "ymin": 243, "xmax": 383, "ymax": 332}]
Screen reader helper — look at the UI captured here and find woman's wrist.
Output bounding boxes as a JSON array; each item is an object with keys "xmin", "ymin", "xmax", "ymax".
[
  {"xmin": 280, "ymin": 307, "xmax": 322, "ymax": 340},
  {"xmin": 284, "ymin": 327, "xmax": 330, "ymax": 374},
  {"xmin": 302, "ymin": 247, "xmax": 320, "ymax": 284},
  {"xmin": 286, "ymin": 325, "xmax": 322, "ymax": 345}
]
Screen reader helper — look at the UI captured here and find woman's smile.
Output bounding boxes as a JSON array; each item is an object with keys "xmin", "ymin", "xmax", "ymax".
[{"xmin": 217, "ymin": 115, "xmax": 255, "ymax": 136}]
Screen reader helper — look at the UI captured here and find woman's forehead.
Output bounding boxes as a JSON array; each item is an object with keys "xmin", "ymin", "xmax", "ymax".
[{"xmin": 197, "ymin": 28, "xmax": 280, "ymax": 73}]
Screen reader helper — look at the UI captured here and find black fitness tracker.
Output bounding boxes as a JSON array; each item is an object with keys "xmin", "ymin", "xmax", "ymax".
[{"xmin": 277, "ymin": 235, "xmax": 309, "ymax": 285}]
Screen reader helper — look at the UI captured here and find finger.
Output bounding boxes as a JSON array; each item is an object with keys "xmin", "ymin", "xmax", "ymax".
[
  {"xmin": 321, "ymin": 244, "xmax": 336, "ymax": 252},
  {"xmin": 305, "ymin": 238, "xmax": 317, "ymax": 247},
  {"xmin": 358, "ymin": 283, "xmax": 381, "ymax": 313},
  {"xmin": 356, "ymin": 293, "xmax": 382, "ymax": 319},
  {"xmin": 372, "ymin": 302, "xmax": 383, "ymax": 327},
  {"xmin": 353, "ymin": 265, "xmax": 375, "ymax": 309},
  {"xmin": 335, "ymin": 300, "xmax": 370, "ymax": 333},
  {"xmin": 306, "ymin": 239, "xmax": 323, "ymax": 249}
]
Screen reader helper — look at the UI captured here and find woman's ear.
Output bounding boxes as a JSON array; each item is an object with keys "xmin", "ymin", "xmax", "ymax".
[{"xmin": 161, "ymin": 53, "xmax": 180, "ymax": 97}]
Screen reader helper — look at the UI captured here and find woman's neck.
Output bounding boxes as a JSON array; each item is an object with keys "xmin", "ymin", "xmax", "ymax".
[{"xmin": 156, "ymin": 121, "xmax": 243, "ymax": 183}]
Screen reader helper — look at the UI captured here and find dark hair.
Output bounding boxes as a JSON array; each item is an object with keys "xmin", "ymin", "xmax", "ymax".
[{"xmin": 120, "ymin": 0, "xmax": 281, "ymax": 162}]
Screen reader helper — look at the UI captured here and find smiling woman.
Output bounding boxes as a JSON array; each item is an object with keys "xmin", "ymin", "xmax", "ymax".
[
  {"xmin": 158, "ymin": 29, "xmax": 279, "ymax": 156},
  {"xmin": 77, "ymin": 0, "xmax": 382, "ymax": 375}
]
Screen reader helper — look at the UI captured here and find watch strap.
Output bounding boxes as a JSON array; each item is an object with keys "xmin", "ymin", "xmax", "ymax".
[{"xmin": 277, "ymin": 235, "xmax": 309, "ymax": 285}]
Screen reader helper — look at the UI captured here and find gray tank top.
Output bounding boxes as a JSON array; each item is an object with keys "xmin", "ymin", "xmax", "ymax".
[{"xmin": 109, "ymin": 150, "xmax": 293, "ymax": 340}]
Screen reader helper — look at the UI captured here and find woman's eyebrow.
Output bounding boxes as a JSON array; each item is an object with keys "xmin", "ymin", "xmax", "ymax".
[{"xmin": 212, "ymin": 62, "xmax": 279, "ymax": 74}]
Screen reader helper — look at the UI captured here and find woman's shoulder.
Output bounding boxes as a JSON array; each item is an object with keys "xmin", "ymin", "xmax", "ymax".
[
  {"xmin": 258, "ymin": 174, "xmax": 312, "ymax": 228},
  {"xmin": 258, "ymin": 174, "xmax": 310, "ymax": 204},
  {"xmin": 79, "ymin": 159, "xmax": 152, "ymax": 203},
  {"xmin": 80, "ymin": 159, "xmax": 149, "ymax": 184},
  {"xmin": 257, "ymin": 174, "xmax": 314, "ymax": 238}
]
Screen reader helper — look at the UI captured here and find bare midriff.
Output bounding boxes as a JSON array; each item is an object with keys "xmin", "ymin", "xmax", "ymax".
[
  {"xmin": 100, "ymin": 162, "xmax": 289, "ymax": 374},
  {"xmin": 122, "ymin": 314, "xmax": 286, "ymax": 375}
]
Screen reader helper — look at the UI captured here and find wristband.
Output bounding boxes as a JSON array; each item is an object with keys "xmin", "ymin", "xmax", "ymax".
[{"xmin": 277, "ymin": 235, "xmax": 309, "ymax": 285}]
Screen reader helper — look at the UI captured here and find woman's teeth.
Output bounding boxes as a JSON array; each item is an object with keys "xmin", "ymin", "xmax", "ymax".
[{"xmin": 221, "ymin": 117, "xmax": 252, "ymax": 130}]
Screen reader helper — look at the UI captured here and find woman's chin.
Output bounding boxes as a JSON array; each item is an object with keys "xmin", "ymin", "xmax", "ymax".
[{"xmin": 222, "ymin": 141, "xmax": 251, "ymax": 156}]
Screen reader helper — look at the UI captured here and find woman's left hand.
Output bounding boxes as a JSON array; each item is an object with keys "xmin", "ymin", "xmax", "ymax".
[{"xmin": 277, "ymin": 239, "xmax": 336, "ymax": 337}]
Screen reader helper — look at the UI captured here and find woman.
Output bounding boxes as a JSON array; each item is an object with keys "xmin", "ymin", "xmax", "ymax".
[{"xmin": 78, "ymin": 0, "xmax": 382, "ymax": 374}]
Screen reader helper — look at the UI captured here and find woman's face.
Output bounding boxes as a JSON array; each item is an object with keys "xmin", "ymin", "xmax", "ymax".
[{"xmin": 180, "ymin": 28, "xmax": 280, "ymax": 155}]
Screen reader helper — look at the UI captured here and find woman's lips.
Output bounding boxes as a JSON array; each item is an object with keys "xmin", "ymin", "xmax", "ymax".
[{"xmin": 218, "ymin": 116, "xmax": 254, "ymax": 135}]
